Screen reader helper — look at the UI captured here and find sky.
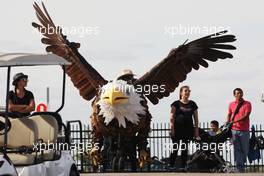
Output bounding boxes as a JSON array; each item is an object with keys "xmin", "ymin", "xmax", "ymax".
[{"xmin": 0, "ymin": 0, "xmax": 263, "ymax": 126}]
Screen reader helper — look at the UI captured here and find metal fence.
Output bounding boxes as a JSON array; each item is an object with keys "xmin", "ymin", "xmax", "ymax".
[{"xmin": 68, "ymin": 122, "xmax": 264, "ymax": 173}]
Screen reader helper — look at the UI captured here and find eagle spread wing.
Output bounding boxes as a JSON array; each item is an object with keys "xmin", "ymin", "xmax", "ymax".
[
  {"xmin": 32, "ymin": 2, "xmax": 107, "ymax": 101},
  {"xmin": 134, "ymin": 31, "xmax": 236, "ymax": 104}
]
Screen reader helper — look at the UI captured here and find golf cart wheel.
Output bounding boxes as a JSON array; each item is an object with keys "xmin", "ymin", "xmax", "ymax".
[
  {"xmin": 69, "ymin": 165, "xmax": 79, "ymax": 176},
  {"xmin": 111, "ymin": 156, "xmax": 118, "ymax": 171},
  {"xmin": 118, "ymin": 157, "xmax": 125, "ymax": 171}
]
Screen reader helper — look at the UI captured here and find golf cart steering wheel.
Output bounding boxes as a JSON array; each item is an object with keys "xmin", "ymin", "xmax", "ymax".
[
  {"xmin": 0, "ymin": 118, "xmax": 11, "ymax": 135},
  {"xmin": 0, "ymin": 111, "xmax": 22, "ymax": 135}
]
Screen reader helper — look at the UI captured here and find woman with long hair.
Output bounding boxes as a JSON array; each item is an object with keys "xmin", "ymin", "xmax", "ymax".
[{"xmin": 169, "ymin": 85, "xmax": 200, "ymax": 169}]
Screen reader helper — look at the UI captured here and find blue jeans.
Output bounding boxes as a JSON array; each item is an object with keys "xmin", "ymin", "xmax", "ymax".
[{"xmin": 232, "ymin": 130, "xmax": 250, "ymax": 172}]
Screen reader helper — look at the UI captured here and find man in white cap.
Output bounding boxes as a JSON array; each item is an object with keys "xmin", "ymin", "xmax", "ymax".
[{"xmin": 117, "ymin": 69, "xmax": 136, "ymax": 84}]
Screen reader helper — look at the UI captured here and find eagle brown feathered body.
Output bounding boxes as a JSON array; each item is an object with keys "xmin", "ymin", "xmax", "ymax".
[{"xmin": 91, "ymin": 94, "xmax": 151, "ymax": 150}]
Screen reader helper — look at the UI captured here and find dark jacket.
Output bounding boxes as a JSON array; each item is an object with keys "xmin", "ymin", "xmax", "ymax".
[{"xmin": 248, "ymin": 125, "xmax": 261, "ymax": 163}]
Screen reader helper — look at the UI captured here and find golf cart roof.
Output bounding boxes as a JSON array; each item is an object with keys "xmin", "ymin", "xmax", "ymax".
[{"xmin": 0, "ymin": 53, "xmax": 71, "ymax": 67}]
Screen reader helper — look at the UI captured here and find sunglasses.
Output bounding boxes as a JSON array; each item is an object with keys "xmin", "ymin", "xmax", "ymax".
[{"xmin": 21, "ymin": 78, "xmax": 28, "ymax": 82}]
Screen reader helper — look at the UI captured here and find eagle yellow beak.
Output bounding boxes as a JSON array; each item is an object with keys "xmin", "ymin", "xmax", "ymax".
[{"xmin": 102, "ymin": 87, "xmax": 129, "ymax": 106}]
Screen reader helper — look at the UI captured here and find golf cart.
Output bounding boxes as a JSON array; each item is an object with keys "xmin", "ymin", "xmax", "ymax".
[{"xmin": 0, "ymin": 53, "xmax": 79, "ymax": 176}]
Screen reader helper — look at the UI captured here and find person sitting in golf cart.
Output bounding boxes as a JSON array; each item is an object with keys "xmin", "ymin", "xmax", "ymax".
[{"xmin": 8, "ymin": 73, "xmax": 35, "ymax": 117}]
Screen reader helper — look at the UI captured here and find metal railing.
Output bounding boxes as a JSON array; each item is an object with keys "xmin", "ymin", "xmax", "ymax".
[{"xmin": 69, "ymin": 122, "xmax": 264, "ymax": 173}]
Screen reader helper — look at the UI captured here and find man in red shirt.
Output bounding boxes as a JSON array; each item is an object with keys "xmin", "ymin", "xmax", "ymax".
[{"xmin": 226, "ymin": 88, "xmax": 252, "ymax": 173}]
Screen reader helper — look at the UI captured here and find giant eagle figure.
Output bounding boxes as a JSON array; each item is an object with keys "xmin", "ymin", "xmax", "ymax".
[{"xmin": 32, "ymin": 2, "xmax": 236, "ymax": 170}]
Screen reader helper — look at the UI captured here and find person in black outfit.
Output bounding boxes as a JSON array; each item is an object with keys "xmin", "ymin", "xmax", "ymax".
[
  {"xmin": 169, "ymin": 85, "xmax": 200, "ymax": 169},
  {"xmin": 8, "ymin": 73, "xmax": 35, "ymax": 117}
]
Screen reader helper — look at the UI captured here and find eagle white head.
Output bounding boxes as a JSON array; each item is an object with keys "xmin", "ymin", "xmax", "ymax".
[{"xmin": 97, "ymin": 80, "xmax": 146, "ymax": 128}]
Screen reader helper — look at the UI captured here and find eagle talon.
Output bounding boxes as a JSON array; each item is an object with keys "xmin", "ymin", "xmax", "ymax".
[
  {"xmin": 139, "ymin": 149, "xmax": 149, "ymax": 168},
  {"xmin": 89, "ymin": 147, "xmax": 102, "ymax": 167}
]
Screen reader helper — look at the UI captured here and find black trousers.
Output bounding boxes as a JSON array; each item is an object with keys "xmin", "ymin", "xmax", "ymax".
[{"xmin": 169, "ymin": 138, "xmax": 189, "ymax": 168}]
